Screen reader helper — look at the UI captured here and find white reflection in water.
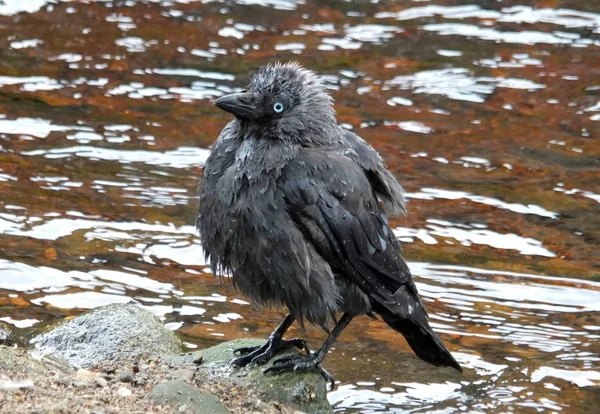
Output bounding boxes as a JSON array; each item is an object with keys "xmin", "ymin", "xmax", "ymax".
[
  {"xmin": 213, "ymin": 313, "xmax": 243, "ymax": 323},
  {"xmin": 395, "ymin": 220, "xmax": 555, "ymax": 257},
  {"xmin": 531, "ymin": 366, "xmax": 600, "ymax": 387},
  {"xmin": 0, "ymin": 0, "xmax": 49, "ymax": 15},
  {"xmin": 32, "ymin": 291, "xmax": 131, "ymax": 309},
  {"xmin": 0, "ymin": 317, "xmax": 39, "ymax": 328},
  {"xmin": 140, "ymin": 68, "xmax": 235, "ymax": 81},
  {"xmin": 407, "ymin": 187, "xmax": 558, "ymax": 218},
  {"xmin": 9, "ymin": 39, "xmax": 43, "ymax": 49},
  {"xmin": 0, "ymin": 117, "xmax": 91, "ymax": 138},
  {"xmin": 329, "ymin": 381, "xmax": 462, "ymax": 411},
  {"xmin": 178, "ymin": 305, "xmax": 207, "ymax": 316},
  {"xmin": 23, "ymin": 145, "xmax": 210, "ymax": 168},
  {"xmin": 424, "ymin": 23, "xmax": 580, "ymax": 45},
  {"xmin": 392, "ymin": 4, "xmax": 600, "ymax": 31},
  {"xmin": 386, "ymin": 68, "xmax": 544, "ymax": 103},
  {"xmin": 1, "ymin": 214, "xmax": 197, "ymax": 241},
  {"xmin": 411, "ymin": 262, "xmax": 600, "ymax": 313},
  {"xmin": 0, "ymin": 259, "xmax": 175, "ymax": 294}
]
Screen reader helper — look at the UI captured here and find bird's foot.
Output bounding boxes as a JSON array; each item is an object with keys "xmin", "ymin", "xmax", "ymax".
[
  {"xmin": 264, "ymin": 353, "xmax": 335, "ymax": 389},
  {"xmin": 231, "ymin": 337, "xmax": 309, "ymax": 368}
]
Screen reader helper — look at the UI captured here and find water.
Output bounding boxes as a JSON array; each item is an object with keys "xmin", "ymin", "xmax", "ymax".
[{"xmin": 0, "ymin": 0, "xmax": 599, "ymax": 412}]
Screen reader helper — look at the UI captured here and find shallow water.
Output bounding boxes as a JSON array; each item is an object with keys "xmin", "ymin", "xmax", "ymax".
[{"xmin": 0, "ymin": 0, "xmax": 599, "ymax": 412}]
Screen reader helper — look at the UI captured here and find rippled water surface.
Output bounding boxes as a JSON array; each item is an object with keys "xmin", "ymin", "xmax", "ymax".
[{"xmin": 1, "ymin": 0, "xmax": 599, "ymax": 412}]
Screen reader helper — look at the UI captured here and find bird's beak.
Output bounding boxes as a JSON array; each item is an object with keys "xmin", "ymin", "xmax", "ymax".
[{"xmin": 214, "ymin": 92, "xmax": 258, "ymax": 120}]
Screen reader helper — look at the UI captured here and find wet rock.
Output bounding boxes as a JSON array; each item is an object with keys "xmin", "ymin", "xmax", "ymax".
[
  {"xmin": 30, "ymin": 303, "xmax": 182, "ymax": 369},
  {"xmin": 0, "ymin": 322, "xmax": 16, "ymax": 346},
  {"xmin": 165, "ymin": 338, "xmax": 332, "ymax": 414},
  {"xmin": 149, "ymin": 380, "xmax": 230, "ymax": 414}
]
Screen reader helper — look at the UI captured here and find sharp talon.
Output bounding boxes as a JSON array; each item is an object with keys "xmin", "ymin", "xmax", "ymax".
[
  {"xmin": 231, "ymin": 337, "xmax": 309, "ymax": 368},
  {"xmin": 262, "ymin": 354, "xmax": 335, "ymax": 386},
  {"xmin": 233, "ymin": 346, "xmax": 256, "ymax": 355}
]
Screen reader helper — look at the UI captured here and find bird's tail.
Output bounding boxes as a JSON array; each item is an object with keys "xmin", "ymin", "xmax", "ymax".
[{"xmin": 373, "ymin": 287, "xmax": 462, "ymax": 373}]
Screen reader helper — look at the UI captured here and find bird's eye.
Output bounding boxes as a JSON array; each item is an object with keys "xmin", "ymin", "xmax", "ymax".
[{"xmin": 273, "ymin": 102, "xmax": 284, "ymax": 113}]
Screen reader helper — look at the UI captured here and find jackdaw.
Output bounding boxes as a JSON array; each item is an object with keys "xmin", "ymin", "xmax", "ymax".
[{"xmin": 197, "ymin": 62, "xmax": 461, "ymax": 384}]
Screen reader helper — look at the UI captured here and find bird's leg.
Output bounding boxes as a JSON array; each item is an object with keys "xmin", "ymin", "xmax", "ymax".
[
  {"xmin": 232, "ymin": 313, "xmax": 309, "ymax": 367},
  {"xmin": 265, "ymin": 312, "xmax": 353, "ymax": 389}
]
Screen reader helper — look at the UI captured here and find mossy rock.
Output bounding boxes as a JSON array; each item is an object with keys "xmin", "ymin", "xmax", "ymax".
[{"xmin": 167, "ymin": 338, "xmax": 332, "ymax": 414}]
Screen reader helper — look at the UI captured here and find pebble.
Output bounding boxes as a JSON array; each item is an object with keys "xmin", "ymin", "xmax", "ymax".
[
  {"xmin": 178, "ymin": 404, "xmax": 188, "ymax": 413},
  {"xmin": 117, "ymin": 387, "xmax": 132, "ymax": 397},
  {"xmin": 53, "ymin": 374, "xmax": 72, "ymax": 387},
  {"xmin": 170, "ymin": 368, "xmax": 194, "ymax": 382},
  {"xmin": 75, "ymin": 368, "xmax": 95, "ymax": 382},
  {"xmin": 96, "ymin": 377, "xmax": 108, "ymax": 388},
  {"xmin": 119, "ymin": 369, "xmax": 135, "ymax": 383}
]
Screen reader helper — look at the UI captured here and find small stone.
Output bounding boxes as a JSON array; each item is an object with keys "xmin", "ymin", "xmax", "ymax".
[
  {"xmin": 53, "ymin": 375, "xmax": 72, "ymax": 387},
  {"xmin": 178, "ymin": 404, "xmax": 188, "ymax": 413},
  {"xmin": 117, "ymin": 387, "xmax": 132, "ymax": 397},
  {"xmin": 73, "ymin": 381, "xmax": 89, "ymax": 388},
  {"xmin": 119, "ymin": 369, "xmax": 135, "ymax": 383},
  {"xmin": 96, "ymin": 377, "xmax": 108, "ymax": 388},
  {"xmin": 170, "ymin": 369, "xmax": 194, "ymax": 382},
  {"xmin": 75, "ymin": 368, "xmax": 95, "ymax": 382}
]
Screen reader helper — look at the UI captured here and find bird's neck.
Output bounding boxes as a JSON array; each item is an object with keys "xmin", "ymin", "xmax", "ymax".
[{"xmin": 233, "ymin": 134, "xmax": 299, "ymax": 182}]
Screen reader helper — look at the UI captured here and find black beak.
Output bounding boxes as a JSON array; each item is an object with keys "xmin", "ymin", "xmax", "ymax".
[{"xmin": 214, "ymin": 92, "xmax": 259, "ymax": 120}]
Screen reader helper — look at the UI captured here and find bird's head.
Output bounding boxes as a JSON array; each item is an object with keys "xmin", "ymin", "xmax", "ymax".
[{"xmin": 214, "ymin": 62, "xmax": 336, "ymax": 140}]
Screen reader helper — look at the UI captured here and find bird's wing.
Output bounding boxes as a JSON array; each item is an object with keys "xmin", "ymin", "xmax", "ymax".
[
  {"xmin": 342, "ymin": 130, "xmax": 406, "ymax": 218},
  {"xmin": 281, "ymin": 150, "xmax": 421, "ymax": 314}
]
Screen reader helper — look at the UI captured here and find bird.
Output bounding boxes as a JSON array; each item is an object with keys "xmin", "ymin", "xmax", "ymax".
[{"xmin": 197, "ymin": 62, "xmax": 462, "ymax": 385}]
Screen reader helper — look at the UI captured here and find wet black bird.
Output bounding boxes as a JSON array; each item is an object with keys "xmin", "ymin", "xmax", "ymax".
[{"xmin": 197, "ymin": 62, "xmax": 461, "ymax": 384}]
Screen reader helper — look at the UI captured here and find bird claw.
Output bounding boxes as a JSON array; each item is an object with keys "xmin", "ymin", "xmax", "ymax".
[
  {"xmin": 231, "ymin": 337, "xmax": 309, "ymax": 368},
  {"xmin": 264, "ymin": 353, "xmax": 336, "ymax": 390}
]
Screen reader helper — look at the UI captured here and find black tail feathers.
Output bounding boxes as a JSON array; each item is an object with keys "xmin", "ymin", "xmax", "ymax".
[{"xmin": 374, "ymin": 291, "xmax": 462, "ymax": 373}]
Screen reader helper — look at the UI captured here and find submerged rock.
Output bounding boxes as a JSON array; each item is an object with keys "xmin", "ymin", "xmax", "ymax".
[
  {"xmin": 150, "ymin": 379, "xmax": 231, "ymax": 414},
  {"xmin": 164, "ymin": 338, "xmax": 332, "ymax": 414},
  {"xmin": 30, "ymin": 303, "xmax": 182, "ymax": 369}
]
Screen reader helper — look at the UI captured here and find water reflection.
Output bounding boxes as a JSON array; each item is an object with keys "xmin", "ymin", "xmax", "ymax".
[{"xmin": 1, "ymin": 0, "xmax": 599, "ymax": 412}]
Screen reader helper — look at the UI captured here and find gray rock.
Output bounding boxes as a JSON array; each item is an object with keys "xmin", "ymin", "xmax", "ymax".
[
  {"xmin": 164, "ymin": 338, "xmax": 332, "ymax": 414},
  {"xmin": 30, "ymin": 303, "xmax": 182, "ymax": 369},
  {"xmin": 149, "ymin": 380, "xmax": 230, "ymax": 414},
  {"xmin": 0, "ymin": 322, "xmax": 16, "ymax": 346},
  {"xmin": 119, "ymin": 369, "xmax": 135, "ymax": 383}
]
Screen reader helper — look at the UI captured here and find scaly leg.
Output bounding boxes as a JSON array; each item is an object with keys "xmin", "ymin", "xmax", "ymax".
[
  {"xmin": 232, "ymin": 313, "xmax": 309, "ymax": 367},
  {"xmin": 265, "ymin": 312, "xmax": 353, "ymax": 389}
]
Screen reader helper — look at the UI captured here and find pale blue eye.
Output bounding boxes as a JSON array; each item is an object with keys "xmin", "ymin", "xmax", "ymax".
[{"xmin": 273, "ymin": 102, "xmax": 284, "ymax": 113}]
